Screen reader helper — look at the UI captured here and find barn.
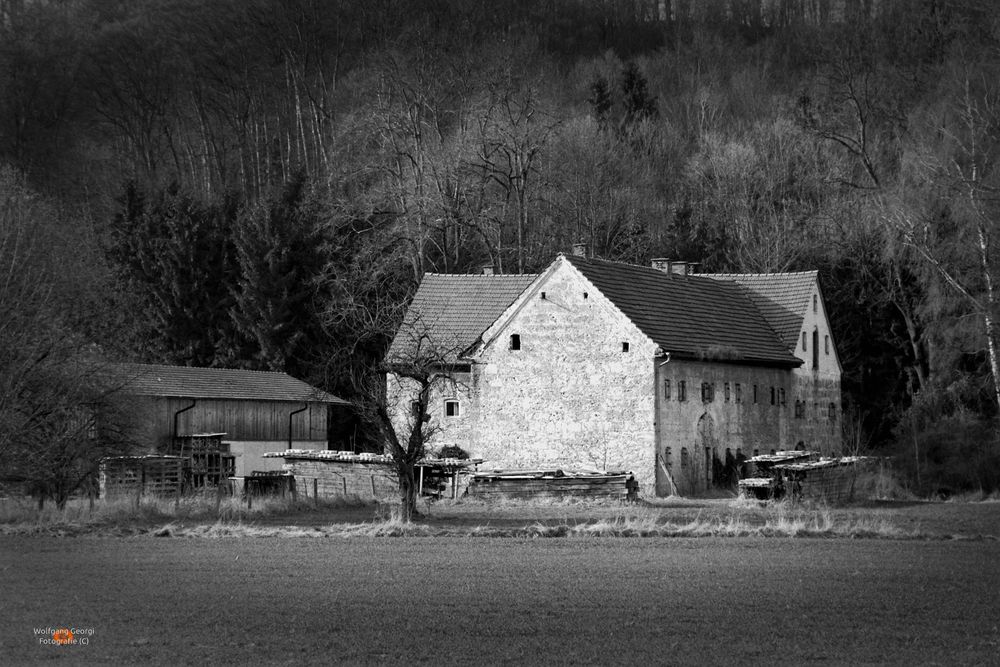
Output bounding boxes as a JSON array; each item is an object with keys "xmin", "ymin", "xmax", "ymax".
[{"xmin": 114, "ymin": 363, "xmax": 352, "ymax": 477}]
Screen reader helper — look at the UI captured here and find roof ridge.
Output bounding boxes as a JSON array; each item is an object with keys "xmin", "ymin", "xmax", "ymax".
[
  {"xmin": 698, "ymin": 270, "xmax": 818, "ymax": 277},
  {"xmin": 123, "ymin": 362, "xmax": 293, "ymax": 377},
  {"xmin": 423, "ymin": 272, "xmax": 541, "ymax": 278}
]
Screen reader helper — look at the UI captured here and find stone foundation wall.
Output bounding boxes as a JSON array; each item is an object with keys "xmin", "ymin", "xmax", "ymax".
[{"xmin": 280, "ymin": 458, "xmax": 398, "ymax": 500}]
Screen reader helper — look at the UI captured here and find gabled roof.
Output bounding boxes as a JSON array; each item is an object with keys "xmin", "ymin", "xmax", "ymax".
[
  {"xmin": 697, "ymin": 271, "xmax": 817, "ymax": 350},
  {"xmin": 565, "ymin": 255, "xmax": 800, "ymax": 367},
  {"xmin": 114, "ymin": 363, "xmax": 350, "ymax": 405},
  {"xmin": 387, "ymin": 273, "xmax": 538, "ymax": 363}
]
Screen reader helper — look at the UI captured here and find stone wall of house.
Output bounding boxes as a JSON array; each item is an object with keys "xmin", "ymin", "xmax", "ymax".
[
  {"xmin": 788, "ymin": 374, "xmax": 842, "ymax": 455},
  {"xmin": 279, "ymin": 458, "xmax": 397, "ymax": 500},
  {"xmin": 655, "ymin": 359, "xmax": 792, "ymax": 496},
  {"xmin": 788, "ymin": 279, "xmax": 843, "ymax": 454},
  {"xmin": 390, "ymin": 260, "xmax": 659, "ymax": 491}
]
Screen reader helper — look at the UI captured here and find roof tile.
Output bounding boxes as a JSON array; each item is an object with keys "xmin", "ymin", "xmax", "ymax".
[
  {"xmin": 114, "ymin": 363, "xmax": 349, "ymax": 404},
  {"xmin": 699, "ymin": 271, "xmax": 817, "ymax": 350},
  {"xmin": 566, "ymin": 256, "xmax": 800, "ymax": 366},
  {"xmin": 387, "ymin": 273, "xmax": 538, "ymax": 362}
]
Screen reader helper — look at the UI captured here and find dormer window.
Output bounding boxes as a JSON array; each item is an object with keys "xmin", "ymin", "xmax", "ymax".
[{"xmin": 509, "ymin": 334, "xmax": 521, "ymax": 351}]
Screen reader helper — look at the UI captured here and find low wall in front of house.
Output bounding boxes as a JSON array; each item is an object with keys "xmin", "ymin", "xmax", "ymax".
[
  {"xmin": 227, "ymin": 440, "xmax": 327, "ymax": 477},
  {"xmin": 275, "ymin": 456, "xmax": 398, "ymax": 500}
]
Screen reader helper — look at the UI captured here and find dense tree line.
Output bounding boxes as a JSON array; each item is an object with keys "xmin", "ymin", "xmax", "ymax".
[{"xmin": 2, "ymin": 0, "xmax": 1000, "ymax": 494}]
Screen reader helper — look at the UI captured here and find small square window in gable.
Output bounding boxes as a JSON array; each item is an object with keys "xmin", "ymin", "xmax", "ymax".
[
  {"xmin": 622, "ymin": 341, "xmax": 630, "ymax": 353},
  {"xmin": 444, "ymin": 400, "xmax": 460, "ymax": 417},
  {"xmin": 509, "ymin": 334, "xmax": 521, "ymax": 351}
]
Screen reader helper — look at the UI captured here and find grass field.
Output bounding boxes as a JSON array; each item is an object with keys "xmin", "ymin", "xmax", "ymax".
[{"xmin": 2, "ymin": 534, "xmax": 999, "ymax": 665}]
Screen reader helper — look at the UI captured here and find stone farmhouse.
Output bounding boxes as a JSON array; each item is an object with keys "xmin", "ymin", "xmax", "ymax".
[{"xmin": 387, "ymin": 247, "xmax": 842, "ymax": 496}]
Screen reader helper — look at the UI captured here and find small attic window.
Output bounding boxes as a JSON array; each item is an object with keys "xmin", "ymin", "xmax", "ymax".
[
  {"xmin": 825, "ymin": 335, "xmax": 830, "ymax": 355},
  {"xmin": 813, "ymin": 295, "xmax": 818, "ymax": 312},
  {"xmin": 622, "ymin": 342, "xmax": 630, "ymax": 353},
  {"xmin": 802, "ymin": 331, "xmax": 807, "ymax": 350},
  {"xmin": 541, "ymin": 292, "xmax": 546, "ymax": 300},
  {"xmin": 583, "ymin": 292, "xmax": 589, "ymax": 299},
  {"xmin": 509, "ymin": 334, "xmax": 521, "ymax": 351}
]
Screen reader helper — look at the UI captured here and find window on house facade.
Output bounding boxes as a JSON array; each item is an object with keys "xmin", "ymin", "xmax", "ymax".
[
  {"xmin": 812, "ymin": 329, "xmax": 819, "ymax": 369},
  {"xmin": 681, "ymin": 447, "xmax": 689, "ymax": 468},
  {"xmin": 794, "ymin": 400, "xmax": 804, "ymax": 419},
  {"xmin": 753, "ymin": 384, "xmax": 758, "ymax": 404},
  {"xmin": 813, "ymin": 294, "xmax": 818, "ymax": 312},
  {"xmin": 622, "ymin": 341, "xmax": 630, "ymax": 352},
  {"xmin": 664, "ymin": 447, "xmax": 672, "ymax": 467},
  {"xmin": 541, "ymin": 292, "xmax": 546, "ymax": 299},
  {"xmin": 678, "ymin": 380, "xmax": 687, "ymax": 402},
  {"xmin": 802, "ymin": 331, "xmax": 807, "ymax": 350},
  {"xmin": 724, "ymin": 382, "xmax": 730, "ymax": 402},
  {"xmin": 444, "ymin": 400, "xmax": 460, "ymax": 417},
  {"xmin": 752, "ymin": 448, "xmax": 759, "ymax": 457},
  {"xmin": 828, "ymin": 402, "xmax": 837, "ymax": 422},
  {"xmin": 770, "ymin": 386, "xmax": 776, "ymax": 405},
  {"xmin": 583, "ymin": 292, "xmax": 589, "ymax": 299},
  {"xmin": 735, "ymin": 383, "xmax": 742, "ymax": 403},
  {"xmin": 779, "ymin": 388, "xmax": 786, "ymax": 406},
  {"xmin": 701, "ymin": 382, "xmax": 714, "ymax": 402},
  {"xmin": 825, "ymin": 335, "xmax": 830, "ymax": 355},
  {"xmin": 663, "ymin": 379, "xmax": 671, "ymax": 400},
  {"xmin": 509, "ymin": 334, "xmax": 521, "ymax": 350}
]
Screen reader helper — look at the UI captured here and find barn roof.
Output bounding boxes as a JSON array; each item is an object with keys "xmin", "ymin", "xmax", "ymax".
[
  {"xmin": 564, "ymin": 255, "xmax": 800, "ymax": 367},
  {"xmin": 114, "ymin": 363, "xmax": 350, "ymax": 405},
  {"xmin": 387, "ymin": 273, "xmax": 538, "ymax": 363},
  {"xmin": 697, "ymin": 271, "xmax": 818, "ymax": 350}
]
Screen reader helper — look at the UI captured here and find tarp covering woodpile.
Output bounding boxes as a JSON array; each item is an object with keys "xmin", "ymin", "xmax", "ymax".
[
  {"xmin": 738, "ymin": 451, "xmax": 874, "ymax": 503},
  {"xmin": 468, "ymin": 469, "xmax": 629, "ymax": 500}
]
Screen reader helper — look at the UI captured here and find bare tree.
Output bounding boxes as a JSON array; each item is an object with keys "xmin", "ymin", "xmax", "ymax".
[
  {"xmin": 0, "ymin": 166, "xmax": 137, "ymax": 507},
  {"xmin": 889, "ymin": 61, "xmax": 1000, "ymax": 414}
]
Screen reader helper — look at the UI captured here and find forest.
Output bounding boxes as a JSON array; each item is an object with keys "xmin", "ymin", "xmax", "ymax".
[{"xmin": 1, "ymin": 0, "xmax": 999, "ymax": 495}]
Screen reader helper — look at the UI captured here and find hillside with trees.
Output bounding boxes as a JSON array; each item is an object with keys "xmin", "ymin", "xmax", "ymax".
[{"xmin": 2, "ymin": 0, "xmax": 999, "ymax": 494}]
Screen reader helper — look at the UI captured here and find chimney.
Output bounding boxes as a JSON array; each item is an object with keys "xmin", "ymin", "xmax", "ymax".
[
  {"xmin": 482, "ymin": 265, "xmax": 494, "ymax": 276},
  {"xmin": 651, "ymin": 258, "xmax": 672, "ymax": 273},
  {"xmin": 572, "ymin": 242, "xmax": 589, "ymax": 258}
]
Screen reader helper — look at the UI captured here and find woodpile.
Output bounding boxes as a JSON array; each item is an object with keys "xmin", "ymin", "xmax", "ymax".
[{"xmin": 468, "ymin": 470, "xmax": 629, "ymax": 500}]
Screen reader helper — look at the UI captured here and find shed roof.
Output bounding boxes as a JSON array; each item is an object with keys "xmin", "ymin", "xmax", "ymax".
[
  {"xmin": 114, "ymin": 363, "xmax": 350, "ymax": 405},
  {"xmin": 564, "ymin": 255, "xmax": 800, "ymax": 367},
  {"xmin": 387, "ymin": 273, "xmax": 538, "ymax": 362},
  {"xmin": 698, "ymin": 271, "xmax": 817, "ymax": 350}
]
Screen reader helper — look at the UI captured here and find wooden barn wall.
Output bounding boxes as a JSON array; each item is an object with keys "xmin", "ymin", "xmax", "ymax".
[{"xmin": 133, "ymin": 398, "xmax": 329, "ymax": 449}]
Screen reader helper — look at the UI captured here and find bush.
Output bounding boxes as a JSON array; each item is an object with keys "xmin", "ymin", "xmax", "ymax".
[{"xmin": 892, "ymin": 409, "xmax": 1000, "ymax": 495}]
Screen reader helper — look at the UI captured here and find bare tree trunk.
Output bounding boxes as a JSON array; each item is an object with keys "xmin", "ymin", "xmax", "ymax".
[{"xmin": 976, "ymin": 219, "xmax": 1000, "ymax": 414}]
